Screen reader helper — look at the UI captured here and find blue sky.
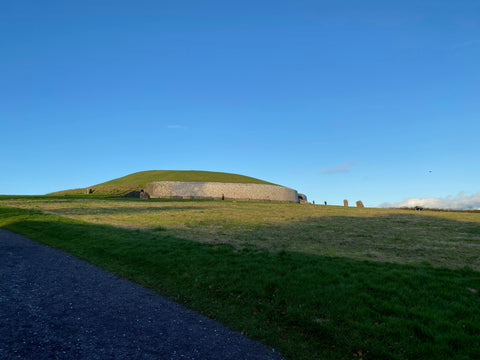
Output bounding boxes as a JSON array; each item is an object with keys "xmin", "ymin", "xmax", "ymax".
[{"xmin": 1, "ymin": 0, "xmax": 479, "ymax": 208}]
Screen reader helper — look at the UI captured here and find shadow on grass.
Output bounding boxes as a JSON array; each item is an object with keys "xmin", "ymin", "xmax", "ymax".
[{"xmin": 1, "ymin": 207, "xmax": 480, "ymax": 360}]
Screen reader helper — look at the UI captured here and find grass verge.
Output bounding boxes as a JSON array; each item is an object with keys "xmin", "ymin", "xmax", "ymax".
[{"xmin": 1, "ymin": 205, "xmax": 479, "ymax": 359}]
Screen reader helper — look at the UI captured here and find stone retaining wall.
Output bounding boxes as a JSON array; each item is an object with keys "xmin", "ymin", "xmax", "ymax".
[{"xmin": 144, "ymin": 181, "xmax": 299, "ymax": 203}]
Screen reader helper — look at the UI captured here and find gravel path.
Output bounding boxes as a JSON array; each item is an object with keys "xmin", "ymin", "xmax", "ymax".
[{"xmin": 0, "ymin": 229, "xmax": 284, "ymax": 360}]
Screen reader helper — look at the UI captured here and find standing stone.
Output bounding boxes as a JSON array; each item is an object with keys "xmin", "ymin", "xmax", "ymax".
[
  {"xmin": 343, "ymin": 199, "xmax": 348, "ymax": 207},
  {"xmin": 140, "ymin": 190, "xmax": 150, "ymax": 200},
  {"xmin": 298, "ymin": 193, "xmax": 308, "ymax": 204},
  {"xmin": 356, "ymin": 200, "xmax": 364, "ymax": 208},
  {"xmin": 86, "ymin": 188, "xmax": 93, "ymax": 194}
]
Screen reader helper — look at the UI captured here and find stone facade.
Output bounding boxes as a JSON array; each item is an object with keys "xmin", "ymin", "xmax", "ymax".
[{"xmin": 144, "ymin": 181, "xmax": 299, "ymax": 203}]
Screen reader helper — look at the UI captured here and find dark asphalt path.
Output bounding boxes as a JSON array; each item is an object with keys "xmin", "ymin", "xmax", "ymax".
[{"xmin": 0, "ymin": 229, "xmax": 284, "ymax": 360}]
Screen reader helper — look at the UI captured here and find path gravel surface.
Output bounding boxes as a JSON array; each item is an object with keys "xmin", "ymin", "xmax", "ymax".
[{"xmin": 0, "ymin": 229, "xmax": 284, "ymax": 360}]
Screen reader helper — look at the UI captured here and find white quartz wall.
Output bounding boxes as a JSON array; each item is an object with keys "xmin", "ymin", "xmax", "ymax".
[{"xmin": 144, "ymin": 181, "xmax": 299, "ymax": 203}]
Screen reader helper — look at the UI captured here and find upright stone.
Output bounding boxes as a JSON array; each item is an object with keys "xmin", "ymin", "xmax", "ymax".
[
  {"xmin": 343, "ymin": 199, "xmax": 348, "ymax": 207},
  {"xmin": 356, "ymin": 200, "xmax": 364, "ymax": 208},
  {"xmin": 139, "ymin": 189, "xmax": 150, "ymax": 200},
  {"xmin": 86, "ymin": 188, "xmax": 93, "ymax": 194},
  {"xmin": 298, "ymin": 193, "xmax": 308, "ymax": 204}
]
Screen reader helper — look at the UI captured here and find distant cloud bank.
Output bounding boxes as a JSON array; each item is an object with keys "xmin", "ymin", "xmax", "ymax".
[{"xmin": 384, "ymin": 191, "xmax": 480, "ymax": 210}]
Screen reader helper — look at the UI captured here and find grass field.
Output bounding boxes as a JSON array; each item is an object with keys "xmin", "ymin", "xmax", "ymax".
[{"xmin": 1, "ymin": 196, "xmax": 479, "ymax": 359}]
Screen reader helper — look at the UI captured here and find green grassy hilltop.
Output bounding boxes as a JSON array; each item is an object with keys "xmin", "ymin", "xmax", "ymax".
[{"xmin": 49, "ymin": 170, "xmax": 277, "ymax": 196}]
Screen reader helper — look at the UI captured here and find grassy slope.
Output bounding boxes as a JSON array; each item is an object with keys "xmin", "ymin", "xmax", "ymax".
[
  {"xmin": 49, "ymin": 170, "xmax": 277, "ymax": 195},
  {"xmin": 1, "ymin": 198, "xmax": 479, "ymax": 360}
]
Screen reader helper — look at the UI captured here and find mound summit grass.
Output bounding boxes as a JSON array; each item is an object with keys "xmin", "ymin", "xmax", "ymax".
[
  {"xmin": 1, "ymin": 197, "xmax": 479, "ymax": 359},
  {"xmin": 49, "ymin": 170, "xmax": 277, "ymax": 196}
]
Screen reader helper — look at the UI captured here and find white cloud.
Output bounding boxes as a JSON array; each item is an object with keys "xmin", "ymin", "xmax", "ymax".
[
  {"xmin": 319, "ymin": 160, "xmax": 355, "ymax": 175},
  {"xmin": 386, "ymin": 191, "xmax": 480, "ymax": 210}
]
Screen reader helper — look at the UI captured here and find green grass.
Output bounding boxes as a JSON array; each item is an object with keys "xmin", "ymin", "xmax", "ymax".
[
  {"xmin": 48, "ymin": 170, "xmax": 278, "ymax": 195},
  {"xmin": 1, "ymin": 198, "xmax": 479, "ymax": 359}
]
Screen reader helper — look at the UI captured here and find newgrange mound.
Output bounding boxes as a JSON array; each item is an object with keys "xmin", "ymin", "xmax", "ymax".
[{"xmin": 50, "ymin": 170, "xmax": 302, "ymax": 203}]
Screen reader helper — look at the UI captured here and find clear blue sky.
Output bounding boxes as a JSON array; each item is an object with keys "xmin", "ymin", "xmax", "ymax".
[{"xmin": 1, "ymin": 0, "xmax": 479, "ymax": 208}]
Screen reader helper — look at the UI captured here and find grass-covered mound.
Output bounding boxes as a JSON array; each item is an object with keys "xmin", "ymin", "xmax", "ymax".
[{"xmin": 49, "ymin": 170, "xmax": 277, "ymax": 196}]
